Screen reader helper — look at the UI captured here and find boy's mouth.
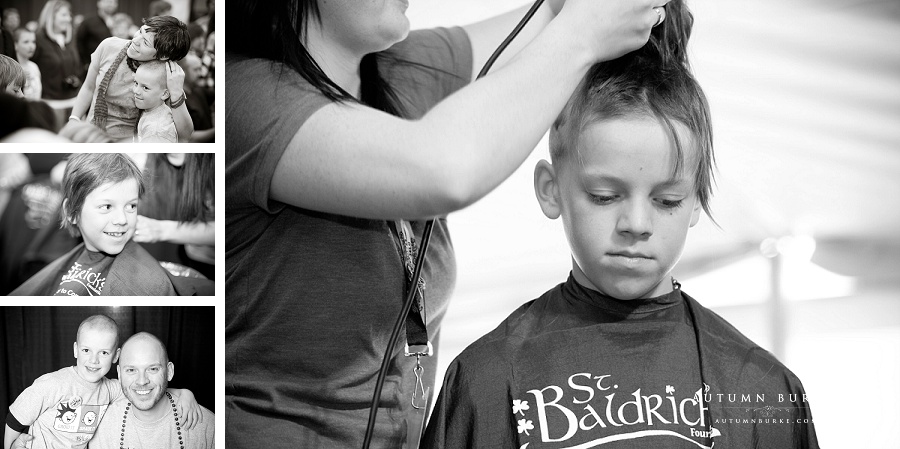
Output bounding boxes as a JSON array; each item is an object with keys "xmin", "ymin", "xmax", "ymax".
[
  {"xmin": 86, "ymin": 366, "xmax": 101, "ymax": 373},
  {"xmin": 104, "ymin": 231, "xmax": 126, "ymax": 238}
]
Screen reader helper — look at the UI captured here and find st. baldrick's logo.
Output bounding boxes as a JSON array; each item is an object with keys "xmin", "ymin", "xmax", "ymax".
[{"xmin": 511, "ymin": 373, "xmax": 720, "ymax": 448}]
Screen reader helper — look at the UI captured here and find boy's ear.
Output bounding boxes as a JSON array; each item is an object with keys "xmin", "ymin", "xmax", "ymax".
[
  {"xmin": 161, "ymin": 88, "xmax": 170, "ymax": 101},
  {"xmin": 113, "ymin": 347, "xmax": 121, "ymax": 364},
  {"xmin": 534, "ymin": 160, "xmax": 561, "ymax": 219},
  {"xmin": 689, "ymin": 199, "xmax": 702, "ymax": 227},
  {"xmin": 73, "ymin": 341, "xmax": 78, "ymax": 359}
]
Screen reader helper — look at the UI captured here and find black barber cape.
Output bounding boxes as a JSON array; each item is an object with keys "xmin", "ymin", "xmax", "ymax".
[{"xmin": 422, "ymin": 275, "xmax": 819, "ymax": 449}]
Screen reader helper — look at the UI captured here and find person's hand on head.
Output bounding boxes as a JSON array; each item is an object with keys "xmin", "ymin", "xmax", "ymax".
[
  {"xmin": 555, "ymin": 0, "xmax": 670, "ymax": 62},
  {"xmin": 165, "ymin": 60, "xmax": 186, "ymax": 104}
]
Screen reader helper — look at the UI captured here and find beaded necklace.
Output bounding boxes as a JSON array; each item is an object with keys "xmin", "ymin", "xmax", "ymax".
[{"xmin": 120, "ymin": 391, "xmax": 184, "ymax": 449}]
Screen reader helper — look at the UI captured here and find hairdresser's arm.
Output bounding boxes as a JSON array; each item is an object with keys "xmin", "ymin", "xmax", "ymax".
[
  {"xmin": 271, "ymin": 0, "xmax": 664, "ymax": 220},
  {"xmin": 464, "ymin": 0, "xmax": 563, "ymax": 79},
  {"xmin": 69, "ymin": 56, "xmax": 100, "ymax": 121},
  {"xmin": 133, "ymin": 216, "xmax": 215, "ymax": 246}
]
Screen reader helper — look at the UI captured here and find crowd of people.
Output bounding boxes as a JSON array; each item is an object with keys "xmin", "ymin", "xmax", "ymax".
[{"xmin": 0, "ymin": 0, "xmax": 214, "ymax": 142}]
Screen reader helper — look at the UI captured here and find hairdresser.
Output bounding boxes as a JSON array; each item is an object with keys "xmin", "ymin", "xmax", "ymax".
[{"xmin": 225, "ymin": 0, "xmax": 669, "ymax": 447}]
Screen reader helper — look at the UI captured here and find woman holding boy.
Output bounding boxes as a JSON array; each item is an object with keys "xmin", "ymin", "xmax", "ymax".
[{"xmin": 67, "ymin": 15, "xmax": 192, "ymax": 142}]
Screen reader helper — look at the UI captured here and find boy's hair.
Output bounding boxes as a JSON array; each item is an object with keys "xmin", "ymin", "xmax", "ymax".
[
  {"xmin": 76, "ymin": 314, "xmax": 120, "ymax": 349},
  {"xmin": 137, "ymin": 59, "xmax": 168, "ymax": 90},
  {"xmin": 12, "ymin": 27, "xmax": 35, "ymax": 42},
  {"xmin": 59, "ymin": 153, "xmax": 146, "ymax": 237},
  {"xmin": 0, "ymin": 54, "xmax": 25, "ymax": 93},
  {"xmin": 550, "ymin": 0, "xmax": 715, "ymax": 219},
  {"xmin": 143, "ymin": 15, "xmax": 190, "ymax": 61}
]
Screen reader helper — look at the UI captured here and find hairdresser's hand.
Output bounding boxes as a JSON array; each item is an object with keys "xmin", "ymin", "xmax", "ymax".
[
  {"xmin": 58, "ymin": 121, "xmax": 114, "ymax": 143},
  {"xmin": 133, "ymin": 215, "xmax": 170, "ymax": 243},
  {"xmin": 165, "ymin": 60, "xmax": 186, "ymax": 103},
  {"xmin": 555, "ymin": 0, "xmax": 669, "ymax": 62},
  {"xmin": 12, "ymin": 433, "xmax": 33, "ymax": 449}
]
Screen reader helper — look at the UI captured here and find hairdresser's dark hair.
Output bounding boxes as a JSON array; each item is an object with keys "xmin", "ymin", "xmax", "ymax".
[
  {"xmin": 550, "ymin": 0, "xmax": 715, "ymax": 218},
  {"xmin": 143, "ymin": 15, "xmax": 190, "ymax": 62},
  {"xmin": 142, "ymin": 153, "xmax": 214, "ymax": 223},
  {"xmin": 226, "ymin": 0, "xmax": 405, "ymax": 117},
  {"xmin": 60, "ymin": 153, "xmax": 146, "ymax": 237}
]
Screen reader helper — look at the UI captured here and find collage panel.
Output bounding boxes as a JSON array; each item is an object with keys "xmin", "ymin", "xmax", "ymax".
[
  {"xmin": 1, "ymin": 306, "xmax": 215, "ymax": 448},
  {"xmin": 1, "ymin": 152, "xmax": 215, "ymax": 297},
  {"xmin": 0, "ymin": 0, "xmax": 215, "ymax": 143}
]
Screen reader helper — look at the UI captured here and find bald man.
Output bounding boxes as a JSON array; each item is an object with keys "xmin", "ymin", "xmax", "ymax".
[{"xmin": 87, "ymin": 332, "xmax": 214, "ymax": 449}]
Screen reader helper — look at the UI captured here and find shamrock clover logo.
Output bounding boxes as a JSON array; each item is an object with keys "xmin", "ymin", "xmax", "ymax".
[
  {"xmin": 517, "ymin": 419, "xmax": 534, "ymax": 436},
  {"xmin": 666, "ymin": 385, "xmax": 675, "ymax": 395},
  {"xmin": 512, "ymin": 399, "xmax": 530, "ymax": 416}
]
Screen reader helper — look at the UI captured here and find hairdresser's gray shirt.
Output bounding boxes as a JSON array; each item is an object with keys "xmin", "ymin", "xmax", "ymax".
[{"xmin": 225, "ymin": 27, "xmax": 472, "ymax": 448}]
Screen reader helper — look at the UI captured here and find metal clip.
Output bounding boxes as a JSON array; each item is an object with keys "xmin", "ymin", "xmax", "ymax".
[
  {"xmin": 405, "ymin": 342, "xmax": 432, "ymax": 410},
  {"xmin": 404, "ymin": 341, "xmax": 433, "ymax": 358},
  {"xmin": 411, "ymin": 357, "xmax": 426, "ymax": 409}
]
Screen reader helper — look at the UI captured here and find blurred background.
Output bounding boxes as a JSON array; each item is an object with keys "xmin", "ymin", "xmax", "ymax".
[{"xmin": 407, "ymin": 0, "xmax": 900, "ymax": 447}]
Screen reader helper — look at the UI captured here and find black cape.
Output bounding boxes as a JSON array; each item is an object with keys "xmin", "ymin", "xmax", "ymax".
[{"xmin": 422, "ymin": 275, "xmax": 818, "ymax": 449}]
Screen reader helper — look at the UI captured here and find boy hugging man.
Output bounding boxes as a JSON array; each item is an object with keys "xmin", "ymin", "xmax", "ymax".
[
  {"xmin": 4, "ymin": 315, "xmax": 121, "ymax": 449},
  {"xmin": 422, "ymin": 2, "xmax": 818, "ymax": 448},
  {"xmin": 133, "ymin": 60, "xmax": 177, "ymax": 143},
  {"xmin": 4, "ymin": 315, "xmax": 200, "ymax": 449}
]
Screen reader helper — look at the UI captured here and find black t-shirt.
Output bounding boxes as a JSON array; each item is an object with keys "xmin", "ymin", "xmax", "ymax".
[
  {"xmin": 53, "ymin": 247, "xmax": 114, "ymax": 296},
  {"xmin": 422, "ymin": 275, "xmax": 819, "ymax": 449}
]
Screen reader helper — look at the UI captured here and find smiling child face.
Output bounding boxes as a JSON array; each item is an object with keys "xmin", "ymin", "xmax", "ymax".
[
  {"xmin": 132, "ymin": 63, "xmax": 168, "ymax": 110},
  {"xmin": 73, "ymin": 326, "xmax": 119, "ymax": 383},
  {"xmin": 75, "ymin": 178, "xmax": 139, "ymax": 255}
]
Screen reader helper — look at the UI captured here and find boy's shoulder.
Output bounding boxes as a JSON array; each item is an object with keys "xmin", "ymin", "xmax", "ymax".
[
  {"xmin": 104, "ymin": 240, "xmax": 175, "ymax": 295},
  {"xmin": 30, "ymin": 366, "xmax": 75, "ymax": 385},
  {"xmin": 681, "ymin": 291, "xmax": 806, "ymax": 388},
  {"xmin": 449, "ymin": 283, "xmax": 565, "ymax": 369}
]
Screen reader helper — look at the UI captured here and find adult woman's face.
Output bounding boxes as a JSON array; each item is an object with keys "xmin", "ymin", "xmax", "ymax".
[
  {"xmin": 315, "ymin": 0, "xmax": 410, "ymax": 55},
  {"xmin": 53, "ymin": 6, "xmax": 72, "ymax": 33}
]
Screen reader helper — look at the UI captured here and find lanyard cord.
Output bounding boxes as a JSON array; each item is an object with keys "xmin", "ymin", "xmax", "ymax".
[{"xmin": 362, "ymin": 1, "xmax": 547, "ymax": 447}]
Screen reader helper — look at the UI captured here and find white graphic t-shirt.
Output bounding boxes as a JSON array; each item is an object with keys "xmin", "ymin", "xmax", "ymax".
[
  {"xmin": 8, "ymin": 367, "xmax": 123, "ymax": 449},
  {"xmin": 53, "ymin": 248, "xmax": 114, "ymax": 296}
]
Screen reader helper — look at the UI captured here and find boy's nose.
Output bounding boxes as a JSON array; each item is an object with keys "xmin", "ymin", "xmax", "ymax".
[
  {"xmin": 616, "ymin": 201, "xmax": 653, "ymax": 237},
  {"xmin": 111, "ymin": 208, "xmax": 128, "ymax": 225}
]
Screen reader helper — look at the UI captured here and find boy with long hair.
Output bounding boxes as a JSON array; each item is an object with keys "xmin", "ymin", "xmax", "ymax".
[{"xmin": 422, "ymin": 2, "xmax": 818, "ymax": 447}]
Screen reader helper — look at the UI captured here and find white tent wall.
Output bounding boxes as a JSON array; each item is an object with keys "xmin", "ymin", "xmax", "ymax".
[{"xmin": 406, "ymin": 0, "xmax": 900, "ymax": 446}]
